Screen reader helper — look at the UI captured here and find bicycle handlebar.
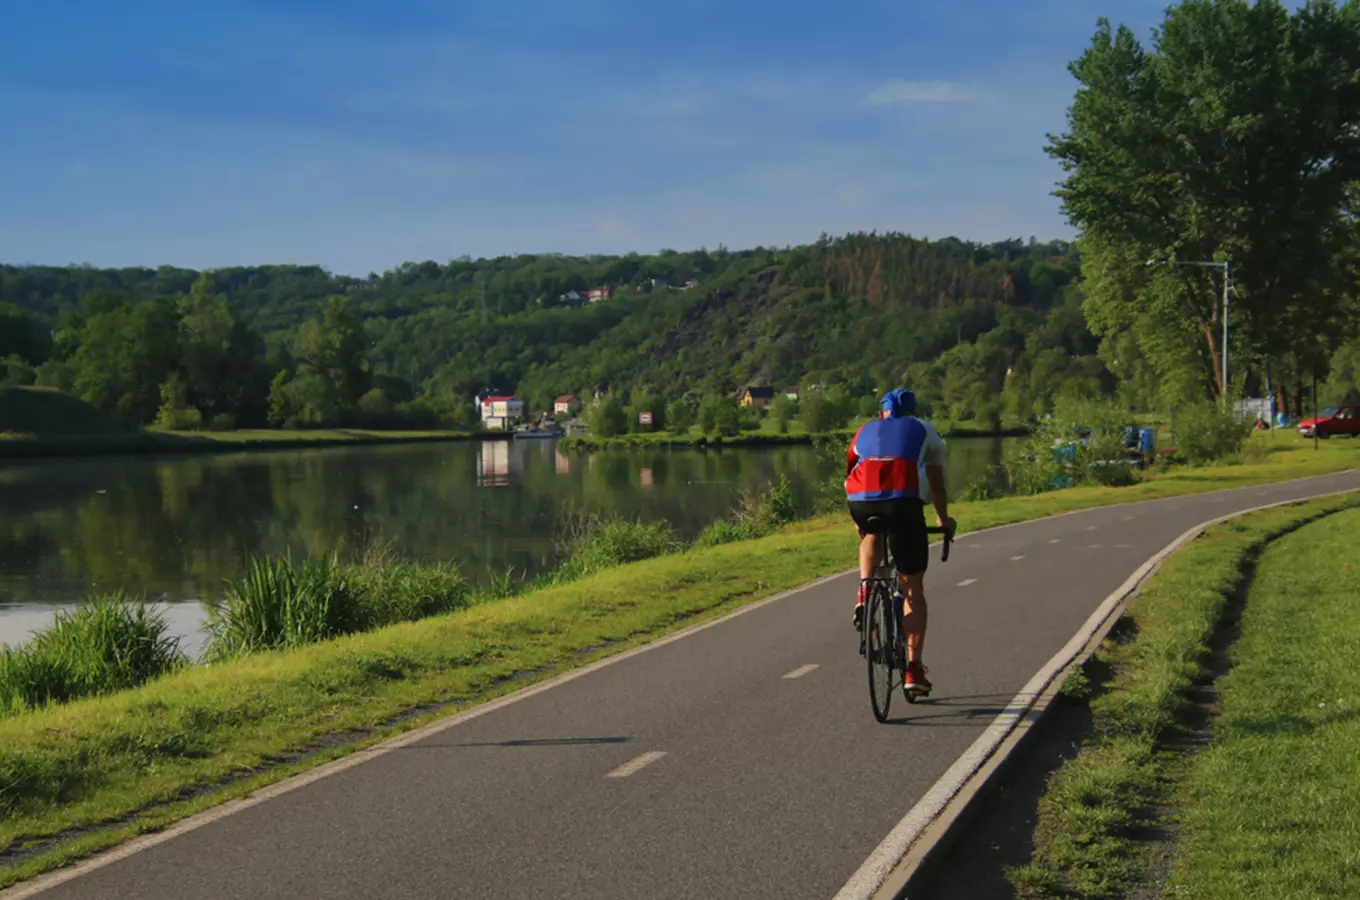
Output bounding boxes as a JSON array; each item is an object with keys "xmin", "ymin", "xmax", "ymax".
[{"xmin": 924, "ymin": 525, "xmax": 956, "ymax": 562}]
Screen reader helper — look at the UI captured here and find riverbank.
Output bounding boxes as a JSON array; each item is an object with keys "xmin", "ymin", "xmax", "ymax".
[
  {"xmin": 558, "ymin": 420, "xmax": 1030, "ymax": 452},
  {"xmin": 0, "ymin": 438, "xmax": 1356, "ymax": 887},
  {"xmin": 0, "ymin": 427, "xmax": 498, "ymax": 460},
  {"xmin": 1004, "ymin": 493, "xmax": 1360, "ymax": 898}
]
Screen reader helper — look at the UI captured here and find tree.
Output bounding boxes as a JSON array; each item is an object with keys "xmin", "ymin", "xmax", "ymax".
[
  {"xmin": 1048, "ymin": 1, "xmax": 1360, "ymax": 404},
  {"xmin": 666, "ymin": 398, "xmax": 695, "ymax": 434},
  {"xmin": 698, "ymin": 396, "xmax": 720, "ymax": 434},
  {"xmin": 0, "ymin": 302, "xmax": 49, "ymax": 364},
  {"xmin": 771, "ymin": 395, "xmax": 797, "ymax": 433},
  {"xmin": 177, "ymin": 273, "xmax": 265, "ymax": 420},
  {"xmin": 71, "ymin": 296, "xmax": 180, "ymax": 424},
  {"xmin": 627, "ymin": 387, "xmax": 665, "ymax": 432},
  {"xmin": 588, "ymin": 395, "xmax": 628, "ymax": 437},
  {"xmin": 712, "ymin": 396, "xmax": 741, "ymax": 436},
  {"xmin": 271, "ymin": 296, "xmax": 371, "ymax": 427},
  {"xmin": 801, "ymin": 388, "xmax": 850, "ymax": 433}
]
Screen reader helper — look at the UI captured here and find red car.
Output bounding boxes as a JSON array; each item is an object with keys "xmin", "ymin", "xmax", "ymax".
[{"xmin": 1298, "ymin": 404, "xmax": 1360, "ymax": 438}]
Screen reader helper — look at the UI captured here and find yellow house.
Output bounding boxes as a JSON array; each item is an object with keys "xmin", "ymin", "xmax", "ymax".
[{"xmin": 739, "ymin": 386, "xmax": 777, "ymax": 408}]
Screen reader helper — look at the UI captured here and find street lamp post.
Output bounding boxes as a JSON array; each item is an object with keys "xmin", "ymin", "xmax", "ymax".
[{"xmin": 1147, "ymin": 258, "xmax": 1232, "ymax": 406}]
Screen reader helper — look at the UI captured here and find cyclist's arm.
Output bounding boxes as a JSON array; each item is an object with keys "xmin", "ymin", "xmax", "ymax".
[
  {"xmin": 925, "ymin": 464, "xmax": 950, "ymax": 526},
  {"xmin": 845, "ymin": 423, "xmax": 868, "ymax": 479},
  {"xmin": 920, "ymin": 422, "xmax": 954, "ymax": 530}
]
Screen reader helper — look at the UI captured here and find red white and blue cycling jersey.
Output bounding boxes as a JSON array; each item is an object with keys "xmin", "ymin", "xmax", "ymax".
[{"xmin": 845, "ymin": 416, "xmax": 946, "ymax": 503}]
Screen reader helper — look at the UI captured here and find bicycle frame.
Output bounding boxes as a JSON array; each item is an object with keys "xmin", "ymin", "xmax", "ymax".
[{"xmin": 861, "ymin": 523, "xmax": 954, "ymax": 720}]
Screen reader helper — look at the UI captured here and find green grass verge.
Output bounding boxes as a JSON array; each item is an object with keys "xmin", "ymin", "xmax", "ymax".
[
  {"xmin": 0, "ymin": 437, "xmax": 1355, "ymax": 888},
  {"xmin": 1008, "ymin": 491, "xmax": 1360, "ymax": 899},
  {"xmin": 1163, "ymin": 508, "xmax": 1360, "ymax": 900}
]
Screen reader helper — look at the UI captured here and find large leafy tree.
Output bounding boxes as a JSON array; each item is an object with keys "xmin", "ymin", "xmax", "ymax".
[{"xmin": 1048, "ymin": 0, "xmax": 1360, "ymax": 409}]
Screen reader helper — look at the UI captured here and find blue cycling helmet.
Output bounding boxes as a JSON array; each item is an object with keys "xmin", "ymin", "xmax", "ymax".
[{"xmin": 880, "ymin": 388, "xmax": 917, "ymax": 417}]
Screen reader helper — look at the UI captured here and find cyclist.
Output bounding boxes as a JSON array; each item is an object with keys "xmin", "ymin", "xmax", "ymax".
[{"xmin": 846, "ymin": 388, "xmax": 954, "ymax": 697}]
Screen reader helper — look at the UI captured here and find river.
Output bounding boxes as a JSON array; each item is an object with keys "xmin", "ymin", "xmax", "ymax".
[{"xmin": 0, "ymin": 436, "xmax": 1014, "ymax": 654}]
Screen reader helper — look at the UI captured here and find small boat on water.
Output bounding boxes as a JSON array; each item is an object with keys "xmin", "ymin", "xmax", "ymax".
[{"xmin": 513, "ymin": 423, "xmax": 563, "ymax": 440}]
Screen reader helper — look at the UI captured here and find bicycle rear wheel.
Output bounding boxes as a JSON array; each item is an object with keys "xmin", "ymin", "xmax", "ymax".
[{"xmin": 866, "ymin": 580, "xmax": 895, "ymax": 722}]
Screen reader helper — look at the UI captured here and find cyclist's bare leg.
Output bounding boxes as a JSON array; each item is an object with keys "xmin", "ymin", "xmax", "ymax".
[
  {"xmin": 859, "ymin": 533, "xmax": 881, "ymax": 582},
  {"xmin": 898, "ymin": 571, "xmax": 927, "ymax": 663}
]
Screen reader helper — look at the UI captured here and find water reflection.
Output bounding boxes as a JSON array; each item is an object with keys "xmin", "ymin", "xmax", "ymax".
[{"xmin": 0, "ymin": 437, "xmax": 1013, "ymax": 648}]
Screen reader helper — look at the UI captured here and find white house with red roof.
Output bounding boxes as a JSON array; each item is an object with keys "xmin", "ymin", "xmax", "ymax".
[{"xmin": 477, "ymin": 393, "xmax": 525, "ymax": 430}]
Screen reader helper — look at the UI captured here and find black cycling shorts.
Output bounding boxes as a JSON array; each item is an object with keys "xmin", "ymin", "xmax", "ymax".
[{"xmin": 848, "ymin": 498, "xmax": 929, "ymax": 576}]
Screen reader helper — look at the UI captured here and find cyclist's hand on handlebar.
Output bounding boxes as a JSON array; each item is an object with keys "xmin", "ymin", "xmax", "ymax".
[{"xmin": 938, "ymin": 514, "xmax": 957, "ymax": 536}]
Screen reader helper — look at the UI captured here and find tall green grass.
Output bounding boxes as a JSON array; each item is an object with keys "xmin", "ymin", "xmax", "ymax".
[
  {"xmin": 0, "ymin": 593, "xmax": 186, "ymax": 715},
  {"xmin": 693, "ymin": 474, "xmax": 799, "ymax": 548},
  {"xmin": 206, "ymin": 553, "xmax": 471, "ymax": 660},
  {"xmin": 547, "ymin": 512, "xmax": 681, "ymax": 584}
]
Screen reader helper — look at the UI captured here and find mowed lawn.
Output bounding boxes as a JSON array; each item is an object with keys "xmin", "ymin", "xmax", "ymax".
[{"xmin": 1167, "ymin": 507, "xmax": 1360, "ymax": 899}]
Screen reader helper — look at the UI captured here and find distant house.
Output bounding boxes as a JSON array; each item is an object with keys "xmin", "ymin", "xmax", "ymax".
[
  {"xmin": 683, "ymin": 278, "xmax": 700, "ymax": 290},
  {"xmin": 649, "ymin": 278, "xmax": 671, "ymax": 289},
  {"xmin": 739, "ymin": 386, "xmax": 777, "ymax": 408},
  {"xmin": 783, "ymin": 387, "xmax": 800, "ymax": 402},
  {"xmin": 554, "ymin": 394, "xmax": 580, "ymax": 416},
  {"xmin": 558, "ymin": 290, "xmax": 584, "ymax": 304},
  {"xmin": 478, "ymin": 394, "xmax": 525, "ymax": 430},
  {"xmin": 587, "ymin": 286, "xmax": 614, "ymax": 303}
]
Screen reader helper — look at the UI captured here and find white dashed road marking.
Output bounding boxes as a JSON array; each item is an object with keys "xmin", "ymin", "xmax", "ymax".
[
  {"xmin": 1086, "ymin": 526, "xmax": 1097, "ymax": 531},
  {"xmin": 606, "ymin": 752, "xmax": 667, "ymax": 778},
  {"xmin": 957, "ymin": 578, "xmax": 978, "ymax": 587},
  {"xmin": 1047, "ymin": 539, "xmax": 1061, "ymax": 544},
  {"xmin": 1010, "ymin": 555, "xmax": 1025, "ymax": 561},
  {"xmin": 782, "ymin": 664, "xmax": 820, "ymax": 680}
]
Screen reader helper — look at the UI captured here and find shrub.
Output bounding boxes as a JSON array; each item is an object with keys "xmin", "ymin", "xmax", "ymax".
[
  {"xmin": 757, "ymin": 475, "xmax": 797, "ymax": 527},
  {"xmin": 0, "ymin": 593, "xmax": 186, "ymax": 715},
  {"xmin": 1005, "ymin": 397, "xmax": 1138, "ymax": 495},
  {"xmin": 205, "ymin": 551, "xmax": 472, "ymax": 660},
  {"xmin": 156, "ymin": 405, "xmax": 203, "ymax": 431},
  {"xmin": 692, "ymin": 518, "xmax": 767, "ymax": 548},
  {"xmin": 551, "ymin": 511, "xmax": 680, "ymax": 583},
  {"xmin": 960, "ymin": 467, "xmax": 1006, "ymax": 501},
  {"xmin": 1174, "ymin": 403, "xmax": 1253, "ymax": 466},
  {"xmin": 345, "ymin": 560, "xmax": 472, "ymax": 624},
  {"xmin": 206, "ymin": 555, "xmax": 365, "ymax": 659}
]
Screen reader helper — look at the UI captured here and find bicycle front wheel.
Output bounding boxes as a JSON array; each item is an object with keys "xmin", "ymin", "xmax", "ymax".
[{"xmin": 866, "ymin": 581, "xmax": 895, "ymax": 722}]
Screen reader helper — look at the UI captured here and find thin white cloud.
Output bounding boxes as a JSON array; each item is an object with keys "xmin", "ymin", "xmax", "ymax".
[{"xmin": 865, "ymin": 80, "xmax": 975, "ymax": 105}]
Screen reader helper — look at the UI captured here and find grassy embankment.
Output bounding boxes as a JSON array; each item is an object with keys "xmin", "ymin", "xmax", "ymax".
[
  {"xmin": 0, "ymin": 435, "xmax": 1355, "ymax": 888},
  {"xmin": 1008, "ymin": 492, "xmax": 1360, "ymax": 899},
  {"xmin": 1165, "ymin": 507, "xmax": 1360, "ymax": 899},
  {"xmin": 0, "ymin": 386, "xmax": 488, "ymax": 459}
]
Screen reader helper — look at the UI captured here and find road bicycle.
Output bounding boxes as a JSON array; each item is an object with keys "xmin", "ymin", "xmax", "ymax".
[{"xmin": 858, "ymin": 520, "xmax": 954, "ymax": 723}]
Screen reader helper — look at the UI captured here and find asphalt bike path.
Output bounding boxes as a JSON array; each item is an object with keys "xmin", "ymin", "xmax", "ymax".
[{"xmin": 11, "ymin": 470, "xmax": 1359, "ymax": 900}]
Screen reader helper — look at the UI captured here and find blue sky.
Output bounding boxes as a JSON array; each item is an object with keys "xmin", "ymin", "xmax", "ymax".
[{"xmin": 2, "ymin": 0, "xmax": 1170, "ymax": 276}]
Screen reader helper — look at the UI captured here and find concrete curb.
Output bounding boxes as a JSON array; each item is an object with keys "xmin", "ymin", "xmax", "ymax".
[{"xmin": 833, "ymin": 485, "xmax": 1360, "ymax": 900}]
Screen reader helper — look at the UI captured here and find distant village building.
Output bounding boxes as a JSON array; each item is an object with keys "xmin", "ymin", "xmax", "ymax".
[
  {"xmin": 587, "ymin": 286, "xmax": 614, "ymax": 303},
  {"xmin": 554, "ymin": 394, "xmax": 580, "ymax": 416},
  {"xmin": 477, "ymin": 394, "xmax": 525, "ymax": 431},
  {"xmin": 739, "ymin": 386, "xmax": 777, "ymax": 408},
  {"xmin": 683, "ymin": 278, "xmax": 700, "ymax": 290},
  {"xmin": 783, "ymin": 387, "xmax": 800, "ymax": 402}
]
